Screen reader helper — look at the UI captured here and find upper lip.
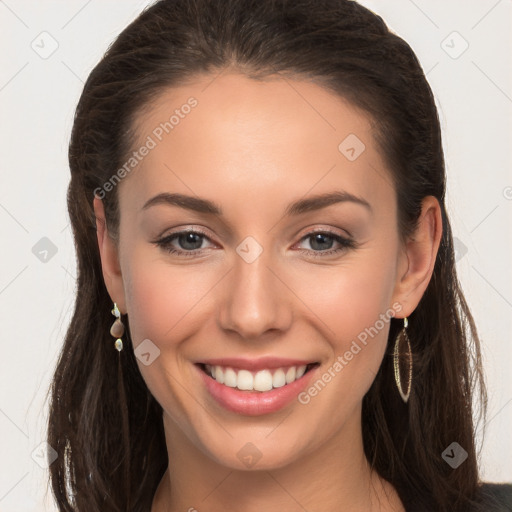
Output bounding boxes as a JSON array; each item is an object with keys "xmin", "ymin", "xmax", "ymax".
[{"xmin": 197, "ymin": 357, "xmax": 317, "ymax": 371}]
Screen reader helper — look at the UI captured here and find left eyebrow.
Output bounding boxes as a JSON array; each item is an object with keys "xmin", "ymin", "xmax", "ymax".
[
  {"xmin": 141, "ymin": 190, "xmax": 372, "ymax": 216},
  {"xmin": 284, "ymin": 191, "xmax": 372, "ymax": 216},
  {"xmin": 142, "ymin": 192, "xmax": 221, "ymax": 214}
]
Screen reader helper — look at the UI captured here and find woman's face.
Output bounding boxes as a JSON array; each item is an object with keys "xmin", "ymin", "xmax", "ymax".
[{"xmin": 100, "ymin": 72, "xmax": 411, "ymax": 470}]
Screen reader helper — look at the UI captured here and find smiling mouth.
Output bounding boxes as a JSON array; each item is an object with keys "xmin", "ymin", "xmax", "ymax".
[{"xmin": 198, "ymin": 362, "xmax": 320, "ymax": 392}]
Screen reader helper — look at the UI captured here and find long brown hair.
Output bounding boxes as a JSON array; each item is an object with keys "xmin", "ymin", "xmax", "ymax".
[{"xmin": 47, "ymin": 1, "xmax": 491, "ymax": 510}]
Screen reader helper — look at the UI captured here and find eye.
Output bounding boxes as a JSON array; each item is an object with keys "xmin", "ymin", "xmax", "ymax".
[
  {"xmin": 153, "ymin": 227, "xmax": 357, "ymax": 258},
  {"xmin": 153, "ymin": 229, "xmax": 215, "ymax": 257},
  {"xmin": 295, "ymin": 229, "xmax": 356, "ymax": 257}
]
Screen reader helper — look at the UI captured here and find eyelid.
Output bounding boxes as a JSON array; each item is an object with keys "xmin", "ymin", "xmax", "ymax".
[
  {"xmin": 156, "ymin": 225, "xmax": 215, "ymax": 242},
  {"xmin": 153, "ymin": 224, "xmax": 358, "ymax": 259},
  {"xmin": 155, "ymin": 225, "xmax": 352, "ymax": 246},
  {"xmin": 154, "ymin": 227, "xmax": 218, "ymax": 251},
  {"xmin": 295, "ymin": 225, "xmax": 353, "ymax": 240},
  {"xmin": 293, "ymin": 227, "xmax": 357, "ymax": 254}
]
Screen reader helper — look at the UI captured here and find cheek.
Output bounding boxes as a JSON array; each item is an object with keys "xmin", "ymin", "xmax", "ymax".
[
  {"xmin": 292, "ymin": 246, "xmax": 398, "ymax": 399},
  {"xmin": 340, "ymin": 258, "xmax": 397, "ymax": 367},
  {"xmin": 120, "ymin": 250, "xmax": 212, "ymax": 422},
  {"xmin": 292, "ymin": 250, "xmax": 398, "ymax": 344},
  {"xmin": 293, "ymin": 258, "xmax": 398, "ymax": 428},
  {"xmin": 122, "ymin": 247, "xmax": 212, "ymax": 344},
  {"xmin": 122, "ymin": 264, "xmax": 171, "ymax": 344}
]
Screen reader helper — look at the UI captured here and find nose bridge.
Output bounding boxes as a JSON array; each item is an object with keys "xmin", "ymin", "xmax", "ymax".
[{"xmin": 218, "ymin": 236, "xmax": 290, "ymax": 339}]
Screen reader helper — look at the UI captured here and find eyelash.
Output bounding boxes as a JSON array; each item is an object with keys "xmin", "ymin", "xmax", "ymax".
[{"xmin": 153, "ymin": 228, "xmax": 357, "ymax": 258}]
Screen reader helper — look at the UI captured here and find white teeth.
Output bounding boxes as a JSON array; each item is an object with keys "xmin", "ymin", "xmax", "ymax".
[
  {"xmin": 214, "ymin": 365, "xmax": 224, "ymax": 384},
  {"xmin": 253, "ymin": 370, "xmax": 273, "ymax": 392},
  {"xmin": 224, "ymin": 367, "xmax": 237, "ymax": 387},
  {"xmin": 204, "ymin": 364, "xmax": 312, "ymax": 392},
  {"xmin": 285, "ymin": 366, "xmax": 296, "ymax": 384},
  {"xmin": 272, "ymin": 369, "xmax": 286, "ymax": 388},
  {"xmin": 296, "ymin": 365, "xmax": 307, "ymax": 378},
  {"xmin": 237, "ymin": 370, "xmax": 253, "ymax": 390}
]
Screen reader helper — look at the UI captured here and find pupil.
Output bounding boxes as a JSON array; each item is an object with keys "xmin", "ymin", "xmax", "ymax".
[
  {"xmin": 311, "ymin": 233, "xmax": 332, "ymax": 251},
  {"xmin": 180, "ymin": 233, "xmax": 202, "ymax": 250}
]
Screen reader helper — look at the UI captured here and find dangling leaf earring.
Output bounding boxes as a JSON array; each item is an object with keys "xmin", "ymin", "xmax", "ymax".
[
  {"xmin": 110, "ymin": 300, "xmax": 129, "ymax": 493},
  {"xmin": 110, "ymin": 303, "xmax": 125, "ymax": 352},
  {"xmin": 393, "ymin": 316, "xmax": 413, "ymax": 403}
]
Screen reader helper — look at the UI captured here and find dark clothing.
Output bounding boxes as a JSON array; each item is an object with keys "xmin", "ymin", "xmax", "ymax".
[
  {"xmin": 477, "ymin": 483, "xmax": 512, "ymax": 511},
  {"xmin": 404, "ymin": 482, "xmax": 512, "ymax": 511}
]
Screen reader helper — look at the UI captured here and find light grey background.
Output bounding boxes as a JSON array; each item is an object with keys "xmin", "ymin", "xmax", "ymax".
[{"xmin": 0, "ymin": 0, "xmax": 511, "ymax": 510}]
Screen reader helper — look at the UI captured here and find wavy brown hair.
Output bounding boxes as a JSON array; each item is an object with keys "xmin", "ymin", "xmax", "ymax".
[{"xmin": 47, "ymin": 0, "xmax": 492, "ymax": 510}]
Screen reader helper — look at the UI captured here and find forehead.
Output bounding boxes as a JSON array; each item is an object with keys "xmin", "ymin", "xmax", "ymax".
[{"xmin": 118, "ymin": 72, "xmax": 393, "ymax": 217}]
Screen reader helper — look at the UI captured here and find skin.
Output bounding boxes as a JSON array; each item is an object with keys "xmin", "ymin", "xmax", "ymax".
[{"xmin": 94, "ymin": 71, "xmax": 442, "ymax": 511}]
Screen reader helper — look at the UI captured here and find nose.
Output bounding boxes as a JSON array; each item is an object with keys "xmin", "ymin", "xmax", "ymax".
[{"xmin": 218, "ymin": 245, "xmax": 292, "ymax": 341}]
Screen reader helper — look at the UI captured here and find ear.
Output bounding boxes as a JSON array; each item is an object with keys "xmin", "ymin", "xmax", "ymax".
[
  {"xmin": 391, "ymin": 196, "xmax": 443, "ymax": 316},
  {"xmin": 93, "ymin": 196, "xmax": 127, "ymax": 314}
]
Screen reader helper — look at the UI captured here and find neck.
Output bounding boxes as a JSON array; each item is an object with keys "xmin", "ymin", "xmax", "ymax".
[{"xmin": 152, "ymin": 411, "xmax": 404, "ymax": 512}]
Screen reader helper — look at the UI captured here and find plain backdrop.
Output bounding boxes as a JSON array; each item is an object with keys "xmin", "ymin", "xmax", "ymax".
[{"xmin": 0, "ymin": 0, "xmax": 511, "ymax": 510}]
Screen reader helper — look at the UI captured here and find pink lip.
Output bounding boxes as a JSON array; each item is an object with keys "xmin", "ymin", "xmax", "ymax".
[
  {"xmin": 197, "ymin": 357, "xmax": 315, "ymax": 371},
  {"xmin": 195, "ymin": 363, "xmax": 319, "ymax": 416}
]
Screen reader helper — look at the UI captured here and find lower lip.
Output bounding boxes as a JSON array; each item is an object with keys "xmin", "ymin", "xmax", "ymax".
[{"xmin": 196, "ymin": 364, "xmax": 318, "ymax": 416}]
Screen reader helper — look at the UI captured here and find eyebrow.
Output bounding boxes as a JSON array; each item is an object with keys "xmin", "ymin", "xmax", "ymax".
[{"xmin": 141, "ymin": 190, "xmax": 372, "ymax": 216}]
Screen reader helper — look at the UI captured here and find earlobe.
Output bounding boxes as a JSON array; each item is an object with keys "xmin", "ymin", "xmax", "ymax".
[
  {"xmin": 392, "ymin": 196, "xmax": 443, "ymax": 316},
  {"xmin": 93, "ymin": 196, "xmax": 127, "ymax": 313}
]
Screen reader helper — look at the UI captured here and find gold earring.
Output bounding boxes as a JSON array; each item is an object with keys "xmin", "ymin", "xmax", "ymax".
[
  {"xmin": 110, "ymin": 303, "xmax": 125, "ymax": 352},
  {"xmin": 393, "ymin": 317, "xmax": 412, "ymax": 403}
]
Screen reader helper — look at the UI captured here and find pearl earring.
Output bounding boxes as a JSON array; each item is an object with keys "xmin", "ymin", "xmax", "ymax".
[{"xmin": 110, "ymin": 303, "xmax": 125, "ymax": 352}]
